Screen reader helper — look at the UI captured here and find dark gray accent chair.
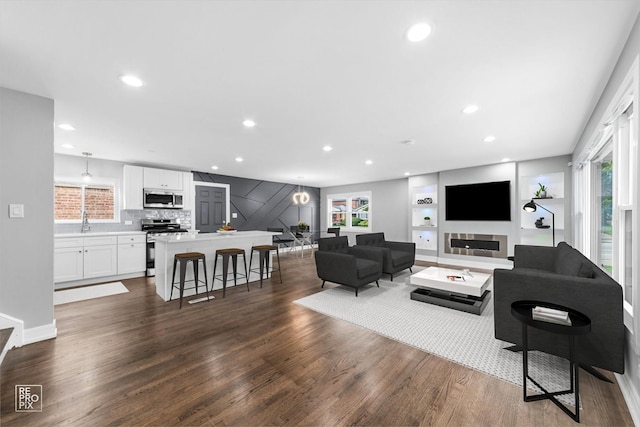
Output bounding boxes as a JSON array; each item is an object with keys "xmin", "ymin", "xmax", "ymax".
[
  {"xmin": 355, "ymin": 232, "xmax": 416, "ymax": 281},
  {"xmin": 314, "ymin": 236, "xmax": 383, "ymax": 296},
  {"xmin": 493, "ymin": 242, "xmax": 624, "ymax": 375}
]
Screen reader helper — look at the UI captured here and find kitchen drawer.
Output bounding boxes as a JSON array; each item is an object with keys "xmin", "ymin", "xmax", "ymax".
[
  {"xmin": 117, "ymin": 234, "xmax": 146, "ymax": 244},
  {"xmin": 83, "ymin": 236, "xmax": 118, "ymax": 246},
  {"xmin": 55, "ymin": 237, "xmax": 84, "ymax": 248}
]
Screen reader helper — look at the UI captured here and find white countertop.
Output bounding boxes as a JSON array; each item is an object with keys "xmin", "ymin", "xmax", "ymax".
[
  {"xmin": 154, "ymin": 230, "xmax": 278, "ymax": 243},
  {"xmin": 55, "ymin": 231, "xmax": 147, "ymax": 238}
]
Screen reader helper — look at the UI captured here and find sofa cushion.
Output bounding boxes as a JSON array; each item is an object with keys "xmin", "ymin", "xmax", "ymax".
[
  {"xmin": 317, "ymin": 236, "xmax": 350, "ymax": 254},
  {"xmin": 356, "ymin": 258, "xmax": 380, "ymax": 279},
  {"xmin": 357, "ymin": 232, "xmax": 387, "ymax": 247},
  {"xmin": 577, "ymin": 262, "xmax": 595, "ymax": 278},
  {"xmin": 390, "ymin": 250, "xmax": 414, "ymax": 267},
  {"xmin": 554, "ymin": 242, "xmax": 583, "ymax": 276}
]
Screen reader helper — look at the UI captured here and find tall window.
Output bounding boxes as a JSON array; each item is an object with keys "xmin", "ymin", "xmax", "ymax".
[
  {"xmin": 327, "ymin": 192, "xmax": 371, "ymax": 230},
  {"xmin": 54, "ymin": 181, "xmax": 117, "ymax": 222},
  {"xmin": 592, "ymin": 145, "xmax": 613, "ymax": 273}
]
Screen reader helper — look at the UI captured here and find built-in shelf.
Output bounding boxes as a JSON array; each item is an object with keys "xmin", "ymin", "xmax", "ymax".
[
  {"xmin": 519, "ymin": 172, "xmax": 566, "ymax": 246},
  {"xmin": 410, "ymin": 184, "xmax": 438, "ymax": 255}
]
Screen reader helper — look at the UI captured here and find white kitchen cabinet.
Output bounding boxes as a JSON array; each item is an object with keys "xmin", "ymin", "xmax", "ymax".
[
  {"xmin": 143, "ymin": 167, "xmax": 183, "ymax": 191},
  {"xmin": 117, "ymin": 234, "xmax": 146, "ymax": 274},
  {"xmin": 123, "ymin": 165, "xmax": 144, "ymax": 210},
  {"xmin": 54, "ymin": 246, "xmax": 84, "ymax": 282},
  {"xmin": 55, "ymin": 233, "xmax": 144, "ymax": 285},
  {"xmin": 83, "ymin": 236, "xmax": 118, "ymax": 279}
]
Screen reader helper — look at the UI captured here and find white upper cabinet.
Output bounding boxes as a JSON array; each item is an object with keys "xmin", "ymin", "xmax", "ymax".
[
  {"xmin": 143, "ymin": 167, "xmax": 183, "ymax": 191},
  {"xmin": 123, "ymin": 165, "xmax": 144, "ymax": 210}
]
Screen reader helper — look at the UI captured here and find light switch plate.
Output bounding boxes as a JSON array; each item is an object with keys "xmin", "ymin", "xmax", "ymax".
[
  {"xmin": 9, "ymin": 204, "xmax": 24, "ymax": 218},
  {"xmin": 232, "ymin": 213, "xmax": 238, "ymax": 218}
]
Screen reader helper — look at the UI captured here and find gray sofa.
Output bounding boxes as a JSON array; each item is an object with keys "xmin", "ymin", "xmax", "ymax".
[
  {"xmin": 355, "ymin": 232, "xmax": 415, "ymax": 281},
  {"xmin": 493, "ymin": 242, "xmax": 624, "ymax": 374},
  {"xmin": 314, "ymin": 236, "xmax": 383, "ymax": 296}
]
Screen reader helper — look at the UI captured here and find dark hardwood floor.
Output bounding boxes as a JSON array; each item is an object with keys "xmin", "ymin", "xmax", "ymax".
[{"xmin": 0, "ymin": 252, "xmax": 633, "ymax": 426}]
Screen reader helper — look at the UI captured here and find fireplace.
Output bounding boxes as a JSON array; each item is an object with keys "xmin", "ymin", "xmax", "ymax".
[{"xmin": 444, "ymin": 233, "xmax": 508, "ymax": 258}]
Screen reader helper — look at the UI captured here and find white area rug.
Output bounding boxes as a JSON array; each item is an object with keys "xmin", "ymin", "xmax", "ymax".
[
  {"xmin": 294, "ymin": 268, "xmax": 578, "ymax": 407},
  {"xmin": 54, "ymin": 282, "xmax": 129, "ymax": 305}
]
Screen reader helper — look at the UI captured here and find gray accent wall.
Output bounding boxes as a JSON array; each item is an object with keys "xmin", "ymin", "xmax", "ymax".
[
  {"xmin": 193, "ymin": 172, "xmax": 320, "ymax": 240},
  {"xmin": 0, "ymin": 87, "xmax": 54, "ymax": 330}
]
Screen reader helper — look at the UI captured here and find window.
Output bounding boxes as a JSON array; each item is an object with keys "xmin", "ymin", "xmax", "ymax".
[
  {"xmin": 327, "ymin": 192, "xmax": 371, "ymax": 230},
  {"xmin": 575, "ymin": 63, "xmax": 637, "ymax": 336},
  {"xmin": 592, "ymin": 144, "xmax": 613, "ymax": 273},
  {"xmin": 54, "ymin": 181, "xmax": 118, "ymax": 222}
]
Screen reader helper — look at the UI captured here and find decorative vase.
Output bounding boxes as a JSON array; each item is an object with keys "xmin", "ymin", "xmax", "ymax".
[{"xmin": 424, "ymin": 219, "xmax": 431, "ymax": 226}]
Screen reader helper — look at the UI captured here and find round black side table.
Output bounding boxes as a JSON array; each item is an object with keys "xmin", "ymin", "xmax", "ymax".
[{"xmin": 511, "ymin": 300, "xmax": 591, "ymax": 423}]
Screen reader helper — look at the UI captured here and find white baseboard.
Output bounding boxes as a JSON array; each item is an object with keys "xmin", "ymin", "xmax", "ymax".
[
  {"xmin": 23, "ymin": 320, "xmax": 57, "ymax": 345},
  {"xmin": 616, "ymin": 372, "xmax": 640, "ymax": 426},
  {"xmin": 0, "ymin": 312, "xmax": 24, "ymax": 348}
]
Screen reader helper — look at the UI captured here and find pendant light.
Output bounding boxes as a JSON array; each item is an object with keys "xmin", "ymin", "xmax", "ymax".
[
  {"xmin": 292, "ymin": 184, "xmax": 309, "ymax": 205},
  {"xmin": 81, "ymin": 152, "xmax": 93, "ymax": 182}
]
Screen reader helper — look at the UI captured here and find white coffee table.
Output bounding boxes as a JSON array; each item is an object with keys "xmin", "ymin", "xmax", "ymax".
[{"xmin": 409, "ymin": 267, "xmax": 492, "ymax": 314}]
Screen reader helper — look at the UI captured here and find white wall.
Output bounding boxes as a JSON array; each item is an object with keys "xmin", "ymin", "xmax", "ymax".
[
  {"xmin": 571, "ymin": 11, "xmax": 640, "ymax": 424},
  {"xmin": 0, "ymin": 87, "xmax": 56, "ymax": 340},
  {"xmin": 321, "ymin": 178, "xmax": 408, "ymax": 244}
]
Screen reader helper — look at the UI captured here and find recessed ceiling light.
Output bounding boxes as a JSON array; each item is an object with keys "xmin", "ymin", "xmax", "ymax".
[
  {"xmin": 483, "ymin": 135, "xmax": 496, "ymax": 142},
  {"xmin": 211, "ymin": 165, "xmax": 219, "ymax": 170},
  {"xmin": 58, "ymin": 124, "xmax": 76, "ymax": 131},
  {"xmin": 235, "ymin": 157, "xmax": 244, "ymax": 162},
  {"xmin": 120, "ymin": 75, "xmax": 144, "ymax": 87},
  {"xmin": 406, "ymin": 23, "xmax": 432, "ymax": 42},
  {"xmin": 501, "ymin": 158, "xmax": 510, "ymax": 162},
  {"xmin": 365, "ymin": 160, "xmax": 373, "ymax": 165},
  {"xmin": 462, "ymin": 105, "xmax": 479, "ymax": 114},
  {"xmin": 322, "ymin": 145, "xmax": 333, "ymax": 152},
  {"xmin": 404, "ymin": 172, "xmax": 411, "ymax": 176},
  {"xmin": 61, "ymin": 143, "xmax": 74, "ymax": 149},
  {"xmin": 242, "ymin": 119, "xmax": 256, "ymax": 128},
  {"xmin": 401, "ymin": 139, "xmax": 416, "ymax": 145},
  {"xmin": 297, "ymin": 176, "xmax": 305, "ymax": 179}
]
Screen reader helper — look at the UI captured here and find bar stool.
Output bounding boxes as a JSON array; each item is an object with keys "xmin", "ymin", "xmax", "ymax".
[
  {"xmin": 170, "ymin": 252, "xmax": 210, "ymax": 309},
  {"xmin": 213, "ymin": 248, "xmax": 249, "ymax": 297},
  {"xmin": 249, "ymin": 244, "xmax": 282, "ymax": 288}
]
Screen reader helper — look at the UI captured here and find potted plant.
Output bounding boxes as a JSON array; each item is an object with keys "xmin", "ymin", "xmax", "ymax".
[
  {"xmin": 297, "ymin": 221, "xmax": 309, "ymax": 231},
  {"xmin": 424, "ymin": 216, "xmax": 431, "ymax": 226},
  {"xmin": 534, "ymin": 183, "xmax": 548, "ymax": 198}
]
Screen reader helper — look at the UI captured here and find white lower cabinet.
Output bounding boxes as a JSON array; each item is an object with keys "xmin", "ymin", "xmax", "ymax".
[
  {"xmin": 55, "ymin": 233, "xmax": 146, "ymax": 284},
  {"xmin": 83, "ymin": 245, "xmax": 118, "ymax": 278},
  {"xmin": 54, "ymin": 246, "xmax": 84, "ymax": 282},
  {"xmin": 117, "ymin": 234, "xmax": 146, "ymax": 274}
]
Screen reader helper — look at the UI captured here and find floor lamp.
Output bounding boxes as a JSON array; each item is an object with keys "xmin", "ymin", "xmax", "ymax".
[{"xmin": 523, "ymin": 200, "xmax": 555, "ymax": 246}]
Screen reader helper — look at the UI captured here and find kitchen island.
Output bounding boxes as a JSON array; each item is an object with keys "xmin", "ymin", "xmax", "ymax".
[{"xmin": 154, "ymin": 231, "xmax": 280, "ymax": 301}]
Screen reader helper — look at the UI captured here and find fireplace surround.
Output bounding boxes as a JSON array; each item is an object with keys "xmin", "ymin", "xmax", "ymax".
[{"xmin": 444, "ymin": 233, "xmax": 508, "ymax": 258}]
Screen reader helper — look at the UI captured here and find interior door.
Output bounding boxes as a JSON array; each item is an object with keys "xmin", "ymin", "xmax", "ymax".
[{"xmin": 196, "ymin": 185, "xmax": 227, "ymax": 233}]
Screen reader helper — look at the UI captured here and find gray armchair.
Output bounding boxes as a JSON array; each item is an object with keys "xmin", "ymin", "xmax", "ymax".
[
  {"xmin": 494, "ymin": 242, "xmax": 624, "ymax": 374},
  {"xmin": 314, "ymin": 236, "xmax": 383, "ymax": 296},
  {"xmin": 355, "ymin": 232, "xmax": 415, "ymax": 280}
]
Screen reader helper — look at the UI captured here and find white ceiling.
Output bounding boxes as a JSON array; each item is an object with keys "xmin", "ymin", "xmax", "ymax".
[{"xmin": 1, "ymin": 0, "xmax": 638, "ymax": 187}]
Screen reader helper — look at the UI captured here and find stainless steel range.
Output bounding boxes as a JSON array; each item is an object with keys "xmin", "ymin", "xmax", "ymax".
[{"xmin": 142, "ymin": 219, "xmax": 190, "ymax": 276}]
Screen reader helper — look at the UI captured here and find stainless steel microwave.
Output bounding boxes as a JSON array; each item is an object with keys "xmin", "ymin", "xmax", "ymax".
[{"xmin": 143, "ymin": 189, "xmax": 184, "ymax": 209}]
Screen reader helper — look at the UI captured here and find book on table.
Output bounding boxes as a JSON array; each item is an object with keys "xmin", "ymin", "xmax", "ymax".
[{"xmin": 532, "ymin": 306, "xmax": 572, "ymax": 326}]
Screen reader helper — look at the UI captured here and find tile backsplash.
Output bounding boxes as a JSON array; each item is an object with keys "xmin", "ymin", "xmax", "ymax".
[{"xmin": 54, "ymin": 209, "xmax": 192, "ymax": 234}]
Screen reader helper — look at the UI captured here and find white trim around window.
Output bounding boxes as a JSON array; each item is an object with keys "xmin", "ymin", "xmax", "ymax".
[{"xmin": 327, "ymin": 191, "xmax": 372, "ymax": 233}]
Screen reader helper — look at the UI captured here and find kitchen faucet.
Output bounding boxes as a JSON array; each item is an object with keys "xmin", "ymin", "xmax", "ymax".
[{"xmin": 81, "ymin": 210, "xmax": 91, "ymax": 233}]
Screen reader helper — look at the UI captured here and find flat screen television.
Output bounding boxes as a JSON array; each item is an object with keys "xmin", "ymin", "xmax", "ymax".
[{"xmin": 445, "ymin": 180, "xmax": 511, "ymax": 221}]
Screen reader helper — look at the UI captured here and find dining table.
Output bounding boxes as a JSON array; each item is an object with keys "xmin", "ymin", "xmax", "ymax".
[{"xmin": 289, "ymin": 227, "xmax": 314, "ymax": 258}]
